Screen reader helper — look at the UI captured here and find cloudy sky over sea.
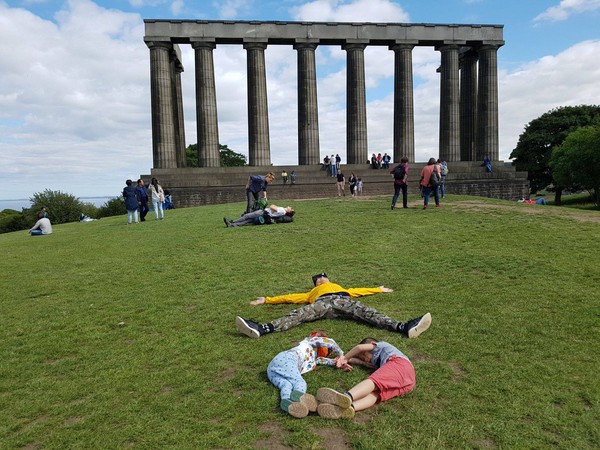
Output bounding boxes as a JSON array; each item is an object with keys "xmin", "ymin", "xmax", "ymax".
[{"xmin": 1, "ymin": 0, "xmax": 599, "ymax": 201}]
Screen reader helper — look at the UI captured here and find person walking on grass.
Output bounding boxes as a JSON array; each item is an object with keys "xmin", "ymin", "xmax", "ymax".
[
  {"xmin": 316, "ymin": 337, "xmax": 415, "ymax": 420},
  {"xmin": 419, "ymin": 157, "xmax": 441, "ymax": 210},
  {"xmin": 235, "ymin": 273, "xmax": 431, "ymax": 340},
  {"xmin": 336, "ymin": 170, "xmax": 346, "ymax": 197},
  {"xmin": 390, "ymin": 156, "xmax": 409, "ymax": 209},
  {"xmin": 267, "ymin": 331, "xmax": 348, "ymax": 418}
]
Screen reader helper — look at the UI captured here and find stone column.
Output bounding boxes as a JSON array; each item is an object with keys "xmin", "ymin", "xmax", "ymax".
[
  {"xmin": 476, "ymin": 44, "xmax": 501, "ymax": 161},
  {"xmin": 343, "ymin": 42, "xmax": 368, "ymax": 165},
  {"xmin": 244, "ymin": 42, "xmax": 271, "ymax": 166},
  {"xmin": 294, "ymin": 42, "xmax": 320, "ymax": 165},
  {"xmin": 438, "ymin": 44, "xmax": 461, "ymax": 162},
  {"xmin": 192, "ymin": 40, "xmax": 220, "ymax": 167},
  {"xmin": 171, "ymin": 54, "xmax": 186, "ymax": 168},
  {"xmin": 146, "ymin": 40, "xmax": 177, "ymax": 168},
  {"xmin": 391, "ymin": 43, "xmax": 415, "ymax": 163},
  {"xmin": 460, "ymin": 49, "xmax": 478, "ymax": 161}
]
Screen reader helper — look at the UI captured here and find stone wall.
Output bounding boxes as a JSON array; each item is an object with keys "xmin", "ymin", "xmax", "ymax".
[{"xmin": 141, "ymin": 161, "xmax": 528, "ymax": 208}]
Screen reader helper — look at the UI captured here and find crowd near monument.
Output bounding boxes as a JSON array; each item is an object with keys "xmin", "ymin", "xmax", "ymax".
[{"xmin": 142, "ymin": 20, "xmax": 528, "ymax": 206}]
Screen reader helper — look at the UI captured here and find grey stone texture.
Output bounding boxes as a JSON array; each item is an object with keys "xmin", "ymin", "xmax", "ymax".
[
  {"xmin": 144, "ymin": 19, "xmax": 505, "ymax": 179},
  {"xmin": 141, "ymin": 162, "xmax": 528, "ymax": 208}
]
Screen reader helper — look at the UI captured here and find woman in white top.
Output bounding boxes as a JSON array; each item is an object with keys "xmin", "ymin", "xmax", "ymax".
[
  {"xmin": 148, "ymin": 177, "xmax": 165, "ymax": 220},
  {"xmin": 30, "ymin": 212, "xmax": 53, "ymax": 235}
]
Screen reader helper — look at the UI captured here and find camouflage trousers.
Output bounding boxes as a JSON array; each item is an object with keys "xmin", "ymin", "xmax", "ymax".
[{"xmin": 270, "ymin": 294, "xmax": 400, "ymax": 333}]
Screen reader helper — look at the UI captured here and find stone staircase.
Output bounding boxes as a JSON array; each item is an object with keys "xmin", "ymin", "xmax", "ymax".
[{"xmin": 141, "ymin": 161, "xmax": 529, "ymax": 208}]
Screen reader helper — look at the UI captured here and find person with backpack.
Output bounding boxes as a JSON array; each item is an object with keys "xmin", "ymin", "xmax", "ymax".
[
  {"xmin": 419, "ymin": 157, "xmax": 441, "ymax": 210},
  {"xmin": 438, "ymin": 160, "xmax": 448, "ymax": 198},
  {"xmin": 223, "ymin": 204, "xmax": 295, "ymax": 227},
  {"xmin": 390, "ymin": 156, "xmax": 409, "ymax": 209}
]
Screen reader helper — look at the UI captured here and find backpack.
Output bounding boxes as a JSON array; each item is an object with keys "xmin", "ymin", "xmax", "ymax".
[
  {"xmin": 440, "ymin": 164, "xmax": 448, "ymax": 176},
  {"xmin": 393, "ymin": 164, "xmax": 406, "ymax": 180},
  {"xmin": 429, "ymin": 170, "xmax": 441, "ymax": 187}
]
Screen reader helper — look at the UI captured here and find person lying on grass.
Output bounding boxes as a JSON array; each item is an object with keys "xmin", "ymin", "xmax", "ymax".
[
  {"xmin": 316, "ymin": 337, "xmax": 415, "ymax": 420},
  {"xmin": 223, "ymin": 204, "xmax": 295, "ymax": 227},
  {"xmin": 267, "ymin": 330, "xmax": 350, "ymax": 419},
  {"xmin": 235, "ymin": 272, "xmax": 431, "ymax": 339}
]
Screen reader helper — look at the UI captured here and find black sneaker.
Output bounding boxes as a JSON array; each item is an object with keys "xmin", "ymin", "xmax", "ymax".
[
  {"xmin": 236, "ymin": 316, "xmax": 273, "ymax": 338},
  {"xmin": 223, "ymin": 217, "xmax": 231, "ymax": 227},
  {"xmin": 399, "ymin": 313, "xmax": 432, "ymax": 338}
]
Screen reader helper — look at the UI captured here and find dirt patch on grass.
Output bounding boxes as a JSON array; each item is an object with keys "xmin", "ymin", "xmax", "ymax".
[
  {"xmin": 314, "ymin": 427, "xmax": 352, "ymax": 449},
  {"xmin": 254, "ymin": 422, "xmax": 293, "ymax": 450},
  {"xmin": 452, "ymin": 200, "xmax": 600, "ymax": 223}
]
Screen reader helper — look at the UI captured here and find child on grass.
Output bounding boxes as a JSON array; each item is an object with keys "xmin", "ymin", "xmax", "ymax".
[
  {"xmin": 267, "ymin": 331, "xmax": 347, "ymax": 418},
  {"xmin": 316, "ymin": 337, "xmax": 415, "ymax": 419}
]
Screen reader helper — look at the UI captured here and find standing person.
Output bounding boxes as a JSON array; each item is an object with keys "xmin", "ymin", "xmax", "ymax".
[
  {"xmin": 382, "ymin": 153, "xmax": 391, "ymax": 169},
  {"xmin": 390, "ymin": 156, "xmax": 409, "ymax": 209},
  {"xmin": 356, "ymin": 178, "xmax": 363, "ymax": 196},
  {"xmin": 235, "ymin": 272, "xmax": 431, "ymax": 339},
  {"xmin": 281, "ymin": 170, "xmax": 289, "ymax": 185},
  {"xmin": 336, "ymin": 170, "xmax": 346, "ymax": 197},
  {"xmin": 335, "ymin": 154, "xmax": 341, "ymax": 171},
  {"xmin": 323, "ymin": 155, "xmax": 330, "ymax": 173},
  {"xmin": 123, "ymin": 179, "xmax": 140, "ymax": 224},
  {"xmin": 224, "ymin": 205, "xmax": 295, "ymax": 227},
  {"xmin": 267, "ymin": 331, "xmax": 346, "ymax": 418},
  {"xmin": 148, "ymin": 177, "xmax": 165, "ymax": 220},
  {"xmin": 29, "ymin": 212, "xmax": 52, "ymax": 236},
  {"xmin": 348, "ymin": 172, "xmax": 358, "ymax": 197},
  {"xmin": 245, "ymin": 172, "xmax": 275, "ymax": 213},
  {"xmin": 290, "ymin": 170, "xmax": 297, "ymax": 185},
  {"xmin": 439, "ymin": 160, "xmax": 448, "ymax": 199},
  {"xmin": 419, "ymin": 158, "xmax": 441, "ymax": 210},
  {"xmin": 136, "ymin": 179, "xmax": 149, "ymax": 221},
  {"xmin": 330, "ymin": 155, "xmax": 337, "ymax": 177},
  {"xmin": 316, "ymin": 337, "xmax": 415, "ymax": 419}
]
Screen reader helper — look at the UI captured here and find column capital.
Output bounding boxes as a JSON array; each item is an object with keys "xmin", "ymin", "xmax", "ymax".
[
  {"xmin": 243, "ymin": 41, "xmax": 268, "ymax": 50},
  {"xmin": 191, "ymin": 39, "xmax": 216, "ymax": 50},
  {"xmin": 293, "ymin": 41, "xmax": 318, "ymax": 51},
  {"xmin": 144, "ymin": 40, "xmax": 172, "ymax": 50},
  {"xmin": 342, "ymin": 42, "xmax": 367, "ymax": 51},
  {"xmin": 435, "ymin": 42, "xmax": 463, "ymax": 52},
  {"xmin": 390, "ymin": 42, "xmax": 416, "ymax": 51}
]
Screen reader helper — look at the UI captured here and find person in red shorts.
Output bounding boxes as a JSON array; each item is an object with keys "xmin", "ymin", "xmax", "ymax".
[{"xmin": 316, "ymin": 337, "xmax": 416, "ymax": 419}]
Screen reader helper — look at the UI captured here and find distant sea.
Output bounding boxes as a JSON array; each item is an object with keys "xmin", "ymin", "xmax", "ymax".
[{"xmin": 0, "ymin": 196, "xmax": 116, "ymax": 212}]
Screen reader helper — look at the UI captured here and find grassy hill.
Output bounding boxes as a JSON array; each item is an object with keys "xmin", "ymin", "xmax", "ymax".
[{"xmin": 1, "ymin": 195, "xmax": 599, "ymax": 449}]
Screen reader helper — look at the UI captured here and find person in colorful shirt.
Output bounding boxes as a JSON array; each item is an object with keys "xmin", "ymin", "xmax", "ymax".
[
  {"xmin": 267, "ymin": 331, "xmax": 348, "ymax": 418},
  {"xmin": 316, "ymin": 337, "xmax": 415, "ymax": 419},
  {"xmin": 235, "ymin": 273, "xmax": 431, "ymax": 340}
]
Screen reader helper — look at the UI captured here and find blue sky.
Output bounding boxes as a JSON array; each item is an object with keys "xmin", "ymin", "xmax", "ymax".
[{"xmin": 1, "ymin": 0, "xmax": 599, "ymax": 200}]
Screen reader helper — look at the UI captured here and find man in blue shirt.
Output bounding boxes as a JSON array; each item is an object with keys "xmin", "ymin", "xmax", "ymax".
[
  {"xmin": 136, "ymin": 179, "xmax": 149, "ymax": 221},
  {"xmin": 245, "ymin": 172, "xmax": 275, "ymax": 213}
]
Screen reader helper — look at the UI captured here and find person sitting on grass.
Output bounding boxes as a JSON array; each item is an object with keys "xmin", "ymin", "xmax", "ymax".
[
  {"xmin": 316, "ymin": 337, "xmax": 415, "ymax": 420},
  {"xmin": 223, "ymin": 204, "xmax": 295, "ymax": 227},
  {"xmin": 235, "ymin": 273, "xmax": 431, "ymax": 339},
  {"xmin": 29, "ymin": 212, "xmax": 53, "ymax": 236},
  {"xmin": 267, "ymin": 331, "xmax": 348, "ymax": 419}
]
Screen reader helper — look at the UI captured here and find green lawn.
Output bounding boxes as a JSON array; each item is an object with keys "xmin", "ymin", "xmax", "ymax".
[{"xmin": 1, "ymin": 195, "xmax": 599, "ymax": 449}]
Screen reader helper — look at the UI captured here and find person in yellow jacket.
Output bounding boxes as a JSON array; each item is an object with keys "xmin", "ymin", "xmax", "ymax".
[{"xmin": 236, "ymin": 273, "xmax": 431, "ymax": 339}]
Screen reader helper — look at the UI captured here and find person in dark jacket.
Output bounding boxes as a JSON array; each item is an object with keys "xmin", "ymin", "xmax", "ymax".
[
  {"xmin": 136, "ymin": 179, "xmax": 149, "ymax": 221},
  {"xmin": 123, "ymin": 179, "xmax": 140, "ymax": 224}
]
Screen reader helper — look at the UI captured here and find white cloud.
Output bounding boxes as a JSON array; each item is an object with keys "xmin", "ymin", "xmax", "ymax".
[
  {"xmin": 498, "ymin": 40, "xmax": 600, "ymax": 158},
  {"xmin": 212, "ymin": 0, "xmax": 252, "ymax": 19},
  {"xmin": 0, "ymin": 0, "xmax": 150, "ymax": 198},
  {"xmin": 534, "ymin": 0, "xmax": 600, "ymax": 22},
  {"xmin": 291, "ymin": 0, "xmax": 410, "ymax": 22}
]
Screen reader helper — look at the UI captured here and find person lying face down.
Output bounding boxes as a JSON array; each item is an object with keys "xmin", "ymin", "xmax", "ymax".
[{"xmin": 223, "ymin": 204, "xmax": 295, "ymax": 227}]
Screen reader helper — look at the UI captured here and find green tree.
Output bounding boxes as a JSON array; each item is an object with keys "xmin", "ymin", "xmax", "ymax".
[
  {"xmin": 510, "ymin": 105, "xmax": 600, "ymax": 205},
  {"xmin": 97, "ymin": 197, "xmax": 126, "ymax": 218},
  {"xmin": 29, "ymin": 189, "xmax": 86, "ymax": 224},
  {"xmin": 185, "ymin": 144, "xmax": 247, "ymax": 167},
  {"xmin": 550, "ymin": 126, "xmax": 600, "ymax": 207},
  {"xmin": 0, "ymin": 209, "xmax": 29, "ymax": 234}
]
